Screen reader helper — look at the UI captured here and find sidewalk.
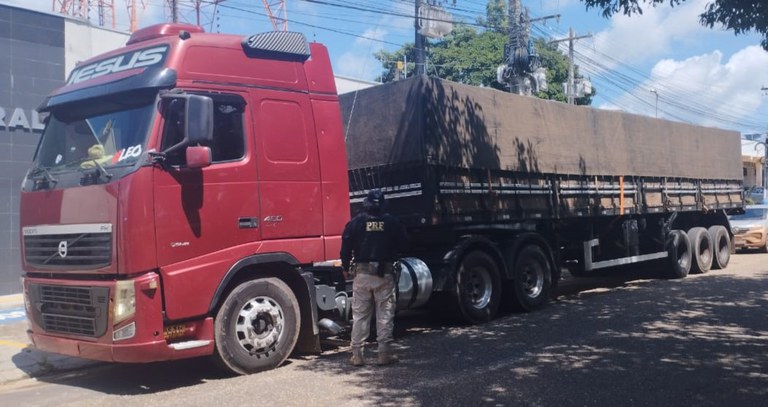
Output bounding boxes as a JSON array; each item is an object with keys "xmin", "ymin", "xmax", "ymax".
[{"xmin": 0, "ymin": 293, "xmax": 101, "ymax": 385}]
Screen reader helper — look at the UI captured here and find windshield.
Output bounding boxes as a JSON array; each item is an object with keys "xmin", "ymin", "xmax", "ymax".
[
  {"xmin": 730, "ymin": 208, "xmax": 768, "ymax": 221},
  {"xmin": 34, "ymin": 97, "xmax": 155, "ymax": 173}
]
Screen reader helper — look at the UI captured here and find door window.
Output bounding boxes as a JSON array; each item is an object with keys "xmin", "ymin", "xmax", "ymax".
[{"xmin": 161, "ymin": 93, "xmax": 246, "ymax": 166}]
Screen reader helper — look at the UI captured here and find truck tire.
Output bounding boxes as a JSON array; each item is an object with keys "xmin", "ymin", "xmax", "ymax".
[
  {"xmin": 687, "ymin": 227, "xmax": 713, "ymax": 274},
  {"xmin": 453, "ymin": 251, "xmax": 501, "ymax": 324},
  {"xmin": 707, "ymin": 225, "xmax": 730, "ymax": 269},
  {"xmin": 213, "ymin": 278, "xmax": 300, "ymax": 375},
  {"xmin": 665, "ymin": 230, "xmax": 692, "ymax": 279},
  {"xmin": 509, "ymin": 245, "xmax": 552, "ymax": 312}
]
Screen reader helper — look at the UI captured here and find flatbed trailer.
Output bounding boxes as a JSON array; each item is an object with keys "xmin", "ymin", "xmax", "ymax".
[{"xmin": 341, "ymin": 76, "xmax": 743, "ymax": 322}]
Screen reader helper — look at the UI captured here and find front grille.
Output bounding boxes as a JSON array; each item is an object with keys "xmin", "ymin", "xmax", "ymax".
[
  {"xmin": 732, "ymin": 227, "xmax": 748, "ymax": 235},
  {"xmin": 28, "ymin": 284, "xmax": 109, "ymax": 338},
  {"xmin": 42, "ymin": 314, "xmax": 96, "ymax": 336},
  {"xmin": 24, "ymin": 232, "xmax": 112, "ymax": 269},
  {"xmin": 41, "ymin": 285, "xmax": 94, "ymax": 305}
]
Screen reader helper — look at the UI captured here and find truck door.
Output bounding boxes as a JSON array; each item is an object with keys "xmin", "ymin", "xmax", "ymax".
[
  {"xmin": 251, "ymin": 90, "xmax": 323, "ymax": 252},
  {"xmin": 153, "ymin": 92, "xmax": 259, "ymax": 268}
]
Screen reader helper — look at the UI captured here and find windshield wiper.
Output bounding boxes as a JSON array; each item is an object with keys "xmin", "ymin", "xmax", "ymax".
[
  {"xmin": 29, "ymin": 166, "xmax": 58, "ymax": 187},
  {"xmin": 86, "ymin": 159, "xmax": 113, "ymax": 181}
]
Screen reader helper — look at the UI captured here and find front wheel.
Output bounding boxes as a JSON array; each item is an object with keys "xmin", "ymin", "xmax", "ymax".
[
  {"xmin": 453, "ymin": 251, "xmax": 501, "ymax": 324},
  {"xmin": 213, "ymin": 278, "xmax": 300, "ymax": 375}
]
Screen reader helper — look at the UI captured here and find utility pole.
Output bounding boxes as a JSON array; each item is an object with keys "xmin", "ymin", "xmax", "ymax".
[
  {"xmin": 414, "ymin": 0, "xmax": 425, "ymax": 76},
  {"xmin": 170, "ymin": 0, "xmax": 178, "ymax": 23},
  {"xmin": 763, "ymin": 87, "xmax": 768, "ymax": 191},
  {"xmin": 498, "ymin": 1, "xmax": 558, "ymax": 95},
  {"xmin": 507, "ymin": 0, "xmax": 524, "ymax": 94},
  {"xmin": 550, "ymin": 28, "xmax": 591, "ymax": 104}
]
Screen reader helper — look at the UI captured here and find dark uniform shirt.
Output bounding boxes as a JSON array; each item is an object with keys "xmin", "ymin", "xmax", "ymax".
[{"xmin": 340, "ymin": 212, "xmax": 408, "ymax": 271}]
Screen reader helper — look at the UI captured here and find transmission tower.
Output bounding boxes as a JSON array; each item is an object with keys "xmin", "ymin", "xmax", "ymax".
[
  {"xmin": 166, "ymin": 1, "xmax": 226, "ymax": 28},
  {"xmin": 497, "ymin": 0, "xmax": 558, "ymax": 95},
  {"xmin": 97, "ymin": 0, "xmax": 116, "ymax": 29},
  {"xmin": 53, "ymin": 1, "xmax": 144, "ymax": 31},
  {"xmin": 262, "ymin": 0, "xmax": 287, "ymax": 31},
  {"xmin": 52, "ymin": 0, "xmax": 89, "ymax": 19}
]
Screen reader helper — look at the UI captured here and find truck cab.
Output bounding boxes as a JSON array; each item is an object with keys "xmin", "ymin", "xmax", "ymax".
[{"xmin": 20, "ymin": 24, "xmax": 349, "ymax": 374}]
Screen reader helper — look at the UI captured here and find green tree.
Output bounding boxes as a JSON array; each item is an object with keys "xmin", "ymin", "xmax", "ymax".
[
  {"xmin": 374, "ymin": 44, "xmax": 416, "ymax": 83},
  {"xmin": 374, "ymin": 26, "xmax": 595, "ymax": 105},
  {"xmin": 430, "ymin": 25, "xmax": 507, "ymax": 88},
  {"xmin": 477, "ymin": 0, "xmax": 507, "ymax": 33},
  {"xmin": 534, "ymin": 39, "xmax": 596, "ymax": 105},
  {"xmin": 581, "ymin": 0, "xmax": 768, "ymax": 50}
]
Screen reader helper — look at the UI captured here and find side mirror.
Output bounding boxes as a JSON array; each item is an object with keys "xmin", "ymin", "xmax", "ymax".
[
  {"xmin": 186, "ymin": 146, "xmax": 212, "ymax": 169},
  {"xmin": 185, "ymin": 95, "xmax": 214, "ymax": 145},
  {"xmin": 160, "ymin": 93, "xmax": 213, "ymax": 157}
]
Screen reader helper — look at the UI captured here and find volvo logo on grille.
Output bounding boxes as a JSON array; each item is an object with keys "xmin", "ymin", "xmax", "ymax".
[{"xmin": 58, "ymin": 241, "xmax": 68, "ymax": 258}]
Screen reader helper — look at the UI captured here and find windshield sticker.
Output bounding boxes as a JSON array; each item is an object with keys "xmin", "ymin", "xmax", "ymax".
[
  {"xmin": 67, "ymin": 45, "xmax": 169, "ymax": 85},
  {"xmin": 112, "ymin": 145, "xmax": 143, "ymax": 164}
]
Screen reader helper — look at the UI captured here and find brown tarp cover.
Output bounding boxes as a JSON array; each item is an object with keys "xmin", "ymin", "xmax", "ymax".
[{"xmin": 341, "ymin": 76, "xmax": 742, "ymax": 181}]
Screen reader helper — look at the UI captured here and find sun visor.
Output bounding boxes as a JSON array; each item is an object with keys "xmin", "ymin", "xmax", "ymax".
[{"xmin": 38, "ymin": 67, "xmax": 177, "ymax": 112}]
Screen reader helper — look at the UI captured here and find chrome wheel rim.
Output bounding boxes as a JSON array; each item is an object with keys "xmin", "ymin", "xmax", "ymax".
[
  {"xmin": 462, "ymin": 266, "xmax": 492, "ymax": 309},
  {"xmin": 235, "ymin": 296, "xmax": 284, "ymax": 356}
]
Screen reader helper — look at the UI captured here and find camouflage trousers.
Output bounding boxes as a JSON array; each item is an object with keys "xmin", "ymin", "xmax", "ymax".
[{"xmin": 350, "ymin": 272, "xmax": 396, "ymax": 350}]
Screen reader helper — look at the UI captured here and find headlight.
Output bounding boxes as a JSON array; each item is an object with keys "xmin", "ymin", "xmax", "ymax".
[{"xmin": 114, "ymin": 280, "xmax": 136, "ymax": 324}]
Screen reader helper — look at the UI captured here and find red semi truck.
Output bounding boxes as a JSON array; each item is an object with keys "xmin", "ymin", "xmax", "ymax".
[{"xmin": 20, "ymin": 24, "xmax": 743, "ymax": 375}]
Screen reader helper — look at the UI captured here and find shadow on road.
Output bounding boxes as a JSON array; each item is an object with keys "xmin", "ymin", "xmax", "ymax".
[
  {"xmin": 31, "ymin": 357, "xmax": 233, "ymax": 395},
  {"xmin": 28, "ymin": 266, "xmax": 768, "ymax": 406},
  {"xmin": 296, "ymin": 267, "xmax": 768, "ymax": 407}
]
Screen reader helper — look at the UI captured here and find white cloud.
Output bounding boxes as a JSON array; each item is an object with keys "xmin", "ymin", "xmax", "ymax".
[
  {"xmin": 651, "ymin": 46, "xmax": 768, "ymax": 131},
  {"xmin": 600, "ymin": 46, "xmax": 768, "ymax": 133},
  {"xmin": 575, "ymin": 0, "xmax": 710, "ymax": 70},
  {"xmin": 335, "ymin": 27, "xmax": 388, "ymax": 80},
  {"xmin": 567, "ymin": 0, "xmax": 768, "ymax": 133},
  {"xmin": 333, "ymin": 3, "xmax": 413, "ymax": 81}
]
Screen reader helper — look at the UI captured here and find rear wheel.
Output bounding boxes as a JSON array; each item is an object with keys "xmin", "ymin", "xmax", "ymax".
[
  {"xmin": 664, "ymin": 230, "xmax": 692, "ymax": 279},
  {"xmin": 707, "ymin": 225, "xmax": 730, "ymax": 269},
  {"xmin": 453, "ymin": 251, "xmax": 501, "ymax": 324},
  {"xmin": 213, "ymin": 278, "xmax": 300, "ymax": 375},
  {"xmin": 508, "ymin": 245, "xmax": 552, "ymax": 312},
  {"xmin": 687, "ymin": 227, "xmax": 713, "ymax": 274}
]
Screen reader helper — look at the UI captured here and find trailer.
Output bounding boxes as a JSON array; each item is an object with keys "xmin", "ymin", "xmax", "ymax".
[{"xmin": 341, "ymin": 76, "xmax": 742, "ymax": 322}]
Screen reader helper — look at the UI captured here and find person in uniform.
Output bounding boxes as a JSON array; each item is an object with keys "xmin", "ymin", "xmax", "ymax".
[{"xmin": 341, "ymin": 189, "xmax": 408, "ymax": 366}]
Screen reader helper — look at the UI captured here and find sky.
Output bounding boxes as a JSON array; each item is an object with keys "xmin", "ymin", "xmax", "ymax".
[{"xmin": 4, "ymin": 0, "xmax": 768, "ymax": 136}]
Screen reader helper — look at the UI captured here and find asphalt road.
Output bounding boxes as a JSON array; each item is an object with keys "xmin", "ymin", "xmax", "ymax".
[{"xmin": 1, "ymin": 253, "xmax": 766, "ymax": 407}]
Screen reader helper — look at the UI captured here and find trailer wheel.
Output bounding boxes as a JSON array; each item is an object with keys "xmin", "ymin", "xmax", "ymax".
[
  {"xmin": 687, "ymin": 227, "xmax": 713, "ymax": 274},
  {"xmin": 453, "ymin": 251, "xmax": 501, "ymax": 324},
  {"xmin": 509, "ymin": 245, "xmax": 552, "ymax": 312},
  {"xmin": 707, "ymin": 225, "xmax": 730, "ymax": 269},
  {"xmin": 213, "ymin": 278, "xmax": 300, "ymax": 375},
  {"xmin": 665, "ymin": 230, "xmax": 692, "ymax": 279}
]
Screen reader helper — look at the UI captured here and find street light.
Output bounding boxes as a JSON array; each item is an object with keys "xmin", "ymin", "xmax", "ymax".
[{"xmin": 650, "ymin": 88, "xmax": 658, "ymax": 118}]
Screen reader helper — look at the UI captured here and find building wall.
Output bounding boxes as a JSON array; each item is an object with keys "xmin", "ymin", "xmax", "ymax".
[
  {"xmin": 0, "ymin": 4, "xmax": 128, "ymax": 295},
  {"xmin": 743, "ymin": 161, "xmax": 760, "ymax": 188},
  {"xmin": 64, "ymin": 20, "xmax": 131, "ymax": 76},
  {"xmin": 0, "ymin": 5, "xmax": 64, "ymax": 295}
]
